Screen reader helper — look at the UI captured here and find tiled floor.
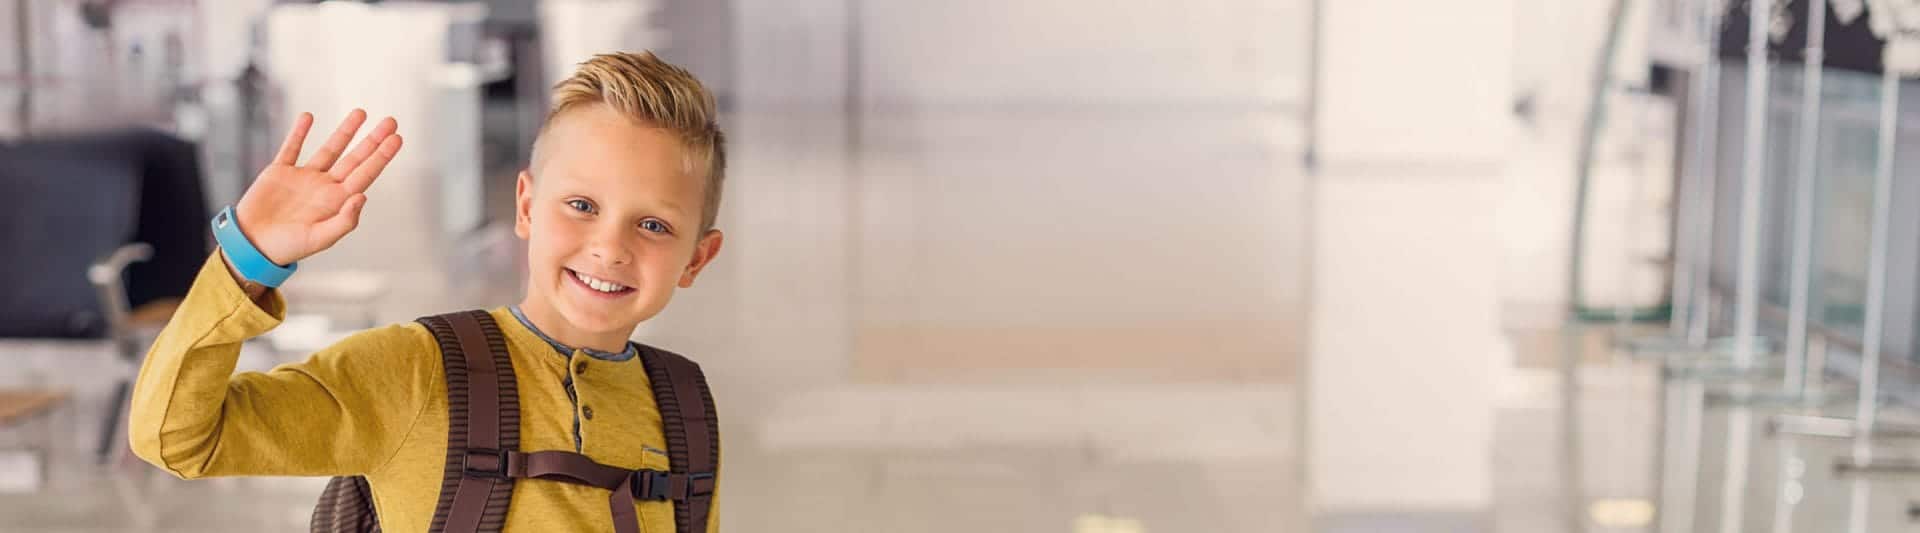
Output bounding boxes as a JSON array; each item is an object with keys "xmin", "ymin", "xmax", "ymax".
[
  {"xmin": 0, "ymin": 332, "xmax": 1623, "ymax": 533},
  {"xmin": 18, "ymin": 329, "xmax": 1920, "ymax": 532},
  {"xmin": 0, "ymin": 337, "xmax": 1303, "ymax": 532}
]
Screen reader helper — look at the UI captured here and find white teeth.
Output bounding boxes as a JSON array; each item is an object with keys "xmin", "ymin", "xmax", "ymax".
[{"xmin": 572, "ymin": 270, "xmax": 628, "ymax": 293}]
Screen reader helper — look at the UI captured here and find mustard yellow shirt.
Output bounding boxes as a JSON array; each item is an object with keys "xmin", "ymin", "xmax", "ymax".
[{"xmin": 129, "ymin": 253, "xmax": 720, "ymax": 532}]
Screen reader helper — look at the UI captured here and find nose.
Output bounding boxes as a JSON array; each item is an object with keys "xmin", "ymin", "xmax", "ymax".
[{"xmin": 585, "ymin": 223, "xmax": 633, "ymax": 266}]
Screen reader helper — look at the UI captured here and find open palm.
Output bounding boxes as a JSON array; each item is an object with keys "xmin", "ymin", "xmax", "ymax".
[{"xmin": 234, "ymin": 110, "xmax": 403, "ymax": 265}]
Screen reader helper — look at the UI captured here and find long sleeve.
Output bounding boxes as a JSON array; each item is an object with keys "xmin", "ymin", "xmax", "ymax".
[{"xmin": 128, "ymin": 252, "xmax": 442, "ymax": 479}]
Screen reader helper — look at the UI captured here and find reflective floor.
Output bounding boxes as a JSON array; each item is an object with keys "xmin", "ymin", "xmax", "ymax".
[
  {"xmin": 0, "ymin": 329, "xmax": 1633, "ymax": 533},
  {"xmin": 22, "ymin": 330, "xmax": 1920, "ymax": 531}
]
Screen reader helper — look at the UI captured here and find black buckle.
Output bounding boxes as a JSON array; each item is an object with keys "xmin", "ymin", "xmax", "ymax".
[
  {"xmin": 631, "ymin": 470, "xmax": 717, "ymax": 500},
  {"xmin": 632, "ymin": 470, "xmax": 671, "ymax": 500},
  {"xmin": 463, "ymin": 448, "xmax": 510, "ymax": 479}
]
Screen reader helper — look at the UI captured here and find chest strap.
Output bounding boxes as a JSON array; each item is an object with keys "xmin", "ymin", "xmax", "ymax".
[{"xmin": 462, "ymin": 448, "xmax": 715, "ymax": 533}]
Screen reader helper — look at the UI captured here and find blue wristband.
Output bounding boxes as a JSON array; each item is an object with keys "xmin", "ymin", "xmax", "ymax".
[{"xmin": 211, "ymin": 205, "xmax": 297, "ymax": 287}]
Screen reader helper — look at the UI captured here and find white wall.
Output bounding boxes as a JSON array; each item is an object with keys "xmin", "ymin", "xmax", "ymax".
[
  {"xmin": 857, "ymin": 0, "xmax": 1304, "ymax": 108},
  {"xmin": 1501, "ymin": 0, "xmax": 1671, "ymax": 324},
  {"xmin": 841, "ymin": 0, "xmax": 1310, "ymax": 381}
]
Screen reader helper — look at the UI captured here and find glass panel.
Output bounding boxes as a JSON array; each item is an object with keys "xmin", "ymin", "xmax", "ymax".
[
  {"xmin": 1749, "ymin": 65, "xmax": 1893, "ymax": 361},
  {"xmin": 1761, "ymin": 67, "xmax": 1809, "ymax": 312},
  {"xmin": 1706, "ymin": 63, "xmax": 1794, "ymax": 342},
  {"xmin": 1806, "ymin": 69, "xmax": 1881, "ymax": 343}
]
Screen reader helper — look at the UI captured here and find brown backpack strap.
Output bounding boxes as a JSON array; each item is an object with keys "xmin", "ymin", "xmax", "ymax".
[
  {"xmin": 415, "ymin": 312, "xmax": 710, "ymax": 533},
  {"xmin": 420, "ymin": 311, "xmax": 520, "ymax": 533},
  {"xmin": 504, "ymin": 450, "xmax": 645, "ymax": 533},
  {"xmin": 638, "ymin": 345, "xmax": 719, "ymax": 533},
  {"xmin": 484, "ymin": 448, "xmax": 706, "ymax": 533}
]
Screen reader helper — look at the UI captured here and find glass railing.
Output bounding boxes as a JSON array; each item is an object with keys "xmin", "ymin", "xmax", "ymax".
[{"xmin": 1707, "ymin": 64, "xmax": 1894, "ymax": 373}]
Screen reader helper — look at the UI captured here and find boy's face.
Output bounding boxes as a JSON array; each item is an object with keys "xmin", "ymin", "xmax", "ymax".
[{"xmin": 515, "ymin": 104, "xmax": 723, "ymax": 336}]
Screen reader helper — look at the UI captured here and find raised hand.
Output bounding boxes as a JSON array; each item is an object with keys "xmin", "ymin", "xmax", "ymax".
[{"xmin": 233, "ymin": 109, "xmax": 403, "ymax": 266}]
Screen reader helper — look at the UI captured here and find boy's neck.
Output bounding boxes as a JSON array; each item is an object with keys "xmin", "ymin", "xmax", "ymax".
[{"xmin": 513, "ymin": 296, "xmax": 635, "ymax": 354}]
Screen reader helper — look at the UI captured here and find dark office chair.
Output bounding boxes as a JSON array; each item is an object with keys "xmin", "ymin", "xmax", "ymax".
[{"xmin": 0, "ymin": 128, "xmax": 212, "ymax": 464}]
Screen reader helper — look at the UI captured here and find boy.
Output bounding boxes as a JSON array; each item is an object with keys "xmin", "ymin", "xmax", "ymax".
[{"xmin": 128, "ymin": 51, "xmax": 727, "ymax": 532}]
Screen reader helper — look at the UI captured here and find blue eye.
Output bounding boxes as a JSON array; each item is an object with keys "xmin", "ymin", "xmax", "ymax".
[
  {"xmin": 566, "ymin": 199, "xmax": 595, "ymax": 214},
  {"xmin": 640, "ymin": 219, "xmax": 670, "ymax": 234}
]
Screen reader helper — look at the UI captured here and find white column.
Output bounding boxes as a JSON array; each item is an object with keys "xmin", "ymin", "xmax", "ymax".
[{"xmin": 1306, "ymin": 0, "xmax": 1513, "ymax": 523}]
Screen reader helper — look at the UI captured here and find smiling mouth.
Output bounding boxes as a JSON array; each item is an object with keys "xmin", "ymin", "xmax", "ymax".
[{"xmin": 566, "ymin": 268, "xmax": 636, "ymax": 296}]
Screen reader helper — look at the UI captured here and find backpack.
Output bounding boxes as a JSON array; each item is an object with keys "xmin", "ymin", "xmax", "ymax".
[{"xmin": 308, "ymin": 310, "xmax": 719, "ymax": 533}]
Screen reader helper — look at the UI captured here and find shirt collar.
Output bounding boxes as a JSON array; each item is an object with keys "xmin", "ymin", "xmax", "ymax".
[{"xmin": 507, "ymin": 305, "xmax": 636, "ymax": 362}]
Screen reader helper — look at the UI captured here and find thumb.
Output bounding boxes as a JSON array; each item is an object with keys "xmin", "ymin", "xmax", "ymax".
[{"xmin": 317, "ymin": 194, "xmax": 368, "ymax": 246}]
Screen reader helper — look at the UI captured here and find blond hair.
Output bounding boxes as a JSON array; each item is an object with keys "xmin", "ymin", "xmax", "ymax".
[{"xmin": 539, "ymin": 51, "xmax": 726, "ymax": 233}]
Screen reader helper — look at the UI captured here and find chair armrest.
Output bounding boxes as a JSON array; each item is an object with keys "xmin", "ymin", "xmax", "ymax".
[
  {"xmin": 88, "ymin": 243, "xmax": 153, "ymax": 286},
  {"xmin": 87, "ymin": 243, "xmax": 152, "ymax": 356}
]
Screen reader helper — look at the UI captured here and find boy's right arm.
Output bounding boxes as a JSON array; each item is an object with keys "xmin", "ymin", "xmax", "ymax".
[
  {"xmin": 128, "ymin": 109, "xmax": 415, "ymax": 479},
  {"xmin": 128, "ymin": 251, "xmax": 440, "ymax": 479}
]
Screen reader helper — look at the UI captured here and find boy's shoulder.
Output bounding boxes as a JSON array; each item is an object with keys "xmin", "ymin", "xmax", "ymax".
[
  {"xmin": 323, "ymin": 317, "xmax": 439, "ymax": 363},
  {"xmin": 279, "ymin": 315, "xmax": 448, "ymax": 399},
  {"xmin": 347, "ymin": 307, "xmax": 521, "ymax": 361},
  {"xmin": 343, "ymin": 307, "xmax": 506, "ymax": 344},
  {"xmin": 304, "ymin": 310, "xmax": 486, "ymax": 378},
  {"xmin": 364, "ymin": 318, "xmax": 436, "ymax": 344}
]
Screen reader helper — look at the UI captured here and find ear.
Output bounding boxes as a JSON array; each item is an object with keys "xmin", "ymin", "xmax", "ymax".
[
  {"xmin": 678, "ymin": 229, "xmax": 725, "ymax": 288},
  {"xmin": 514, "ymin": 170, "xmax": 534, "ymax": 240}
]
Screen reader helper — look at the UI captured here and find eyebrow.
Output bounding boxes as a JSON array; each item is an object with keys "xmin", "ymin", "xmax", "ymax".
[
  {"xmin": 656, "ymin": 199, "xmax": 695, "ymax": 216},
  {"xmin": 648, "ymin": 199, "xmax": 692, "ymax": 221}
]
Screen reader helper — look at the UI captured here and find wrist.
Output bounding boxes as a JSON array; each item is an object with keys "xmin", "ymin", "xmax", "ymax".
[
  {"xmin": 219, "ymin": 248, "xmax": 272, "ymax": 300},
  {"xmin": 212, "ymin": 205, "xmax": 298, "ymax": 287},
  {"xmin": 231, "ymin": 198, "xmax": 285, "ymax": 265}
]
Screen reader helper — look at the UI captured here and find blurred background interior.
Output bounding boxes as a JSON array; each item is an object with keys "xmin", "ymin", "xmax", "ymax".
[{"xmin": 6, "ymin": 0, "xmax": 1920, "ymax": 532}]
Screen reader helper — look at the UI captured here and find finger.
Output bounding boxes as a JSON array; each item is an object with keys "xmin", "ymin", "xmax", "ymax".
[
  {"xmin": 304, "ymin": 109, "xmax": 369, "ymax": 171},
  {"xmin": 272, "ymin": 112, "xmax": 315, "ymax": 166},
  {"xmin": 317, "ymin": 194, "xmax": 368, "ymax": 243},
  {"xmin": 342, "ymin": 134, "xmax": 403, "ymax": 194},
  {"xmin": 327, "ymin": 116, "xmax": 397, "ymax": 179}
]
